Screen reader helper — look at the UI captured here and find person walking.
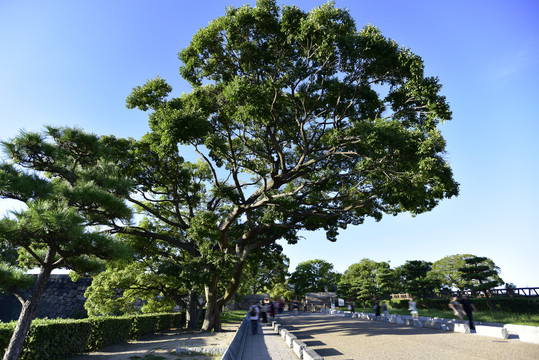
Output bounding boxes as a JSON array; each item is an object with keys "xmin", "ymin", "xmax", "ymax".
[
  {"xmin": 381, "ymin": 301, "xmax": 389, "ymax": 317},
  {"xmin": 248, "ymin": 303, "xmax": 260, "ymax": 335},
  {"xmin": 449, "ymin": 296, "xmax": 464, "ymax": 322},
  {"xmin": 408, "ymin": 298, "xmax": 418, "ymax": 320},
  {"xmin": 373, "ymin": 300, "xmax": 381, "ymax": 317},
  {"xmin": 459, "ymin": 294, "xmax": 477, "ymax": 330},
  {"xmin": 269, "ymin": 300, "xmax": 276, "ymax": 323},
  {"xmin": 260, "ymin": 300, "xmax": 268, "ymax": 325}
]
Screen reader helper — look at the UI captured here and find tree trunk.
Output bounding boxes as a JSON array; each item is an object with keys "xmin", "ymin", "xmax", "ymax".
[
  {"xmin": 201, "ymin": 281, "xmax": 221, "ymax": 332},
  {"xmin": 484, "ymin": 290, "xmax": 496, "ymax": 312},
  {"xmin": 185, "ymin": 291, "xmax": 200, "ymax": 329},
  {"xmin": 3, "ymin": 266, "xmax": 52, "ymax": 360},
  {"xmin": 200, "ymin": 256, "xmax": 247, "ymax": 332}
]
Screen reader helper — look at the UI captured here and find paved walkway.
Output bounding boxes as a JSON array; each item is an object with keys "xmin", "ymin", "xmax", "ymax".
[
  {"xmin": 242, "ymin": 320, "xmax": 298, "ymax": 360},
  {"xmin": 276, "ymin": 312, "xmax": 539, "ymax": 360}
]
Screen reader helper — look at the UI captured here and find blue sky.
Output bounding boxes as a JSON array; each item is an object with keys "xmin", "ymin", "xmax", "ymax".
[{"xmin": 1, "ymin": 1, "xmax": 538, "ymax": 286}]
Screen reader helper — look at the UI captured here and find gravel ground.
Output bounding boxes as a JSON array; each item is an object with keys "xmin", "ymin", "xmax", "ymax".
[
  {"xmin": 276, "ymin": 313, "xmax": 539, "ymax": 360},
  {"xmin": 68, "ymin": 323, "xmax": 241, "ymax": 360}
]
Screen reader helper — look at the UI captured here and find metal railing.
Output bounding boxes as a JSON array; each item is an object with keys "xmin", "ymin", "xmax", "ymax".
[{"xmin": 391, "ymin": 287, "xmax": 539, "ymax": 299}]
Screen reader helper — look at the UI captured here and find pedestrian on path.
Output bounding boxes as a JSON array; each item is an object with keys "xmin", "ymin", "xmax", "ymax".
[
  {"xmin": 249, "ymin": 303, "xmax": 260, "ymax": 335},
  {"xmin": 382, "ymin": 300, "xmax": 389, "ymax": 317},
  {"xmin": 459, "ymin": 294, "xmax": 477, "ymax": 330},
  {"xmin": 449, "ymin": 296, "xmax": 464, "ymax": 322},
  {"xmin": 373, "ymin": 300, "xmax": 381, "ymax": 317},
  {"xmin": 269, "ymin": 300, "xmax": 276, "ymax": 323},
  {"xmin": 260, "ymin": 300, "xmax": 269, "ymax": 325},
  {"xmin": 408, "ymin": 298, "xmax": 418, "ymax": 319}
]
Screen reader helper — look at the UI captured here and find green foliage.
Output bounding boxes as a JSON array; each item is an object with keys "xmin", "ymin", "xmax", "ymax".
[
  {"xmin": 237, "ymin": 244, "xmax": 290, "ymax": 297},
  {"xmin": 338, "ymin": 259, "xmax": 393, "ymax": 305},
  {"xmin": 0, "ymin": 319, "xmax": 92, "ymax": 360},
  {"xmin": 459, "ymin": 255, "xmax": 504, "ymax": 294},
  {"xmin": 0, "ymin": 127, "xmax": 135, "ymax": 359},
  {"xmin": 289, "ymin": 259, "xmax": 341, "ymax": 297},
  {"xmin": 428, "ymin": 254, "xmax": 474, "ymax": 291},
  {"xmin": 0, "ymin": 262, "xmax": 34, "ymax": 295},
  {"xmin": 130, "ymin": 314, "xmax": 161, "ymax": 340},
  {"xmin": 396, "ymin": 260, "xmax": 439, "ymax": 298},
  {"xmin": 87, "ymin": 316, "xmax": 132, "ymax": 351},
  {"xmin": 21, "ymin": 320, "xmax": 92, "ymax": 360},
  {"xmin": 220, "ymin": 310, "xmax": 247, "ymax": 324},
  {"xmin": 0, "ymin": 312, "xmax": 184, "ymax": 359},
  {"xmin": 121, "ymin": 0, "xmax": 458, "ymax": 331}
]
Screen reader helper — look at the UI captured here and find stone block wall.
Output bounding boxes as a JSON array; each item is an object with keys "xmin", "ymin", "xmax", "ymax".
[{"xmin": 0, "ymin": 274, "xmax": 92, "ymax": 322}]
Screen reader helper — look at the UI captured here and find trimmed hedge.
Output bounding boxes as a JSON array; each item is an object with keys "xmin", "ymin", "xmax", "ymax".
[
  {"xmin": 0, "ymin": 312, "xmax": 185, "ymax": 360},
  {"xmin": 21, "ymin": 319, "xmax": 92, "ymax": 360},
  {"xmin": 87, "ymin": 316, "xmax": 132, "ymax": 351}
]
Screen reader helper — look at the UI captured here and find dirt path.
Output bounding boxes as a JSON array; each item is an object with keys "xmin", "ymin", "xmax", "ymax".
[{"xmin": 68, "ymin": 323, "xmax": 241, "ymax": 360}]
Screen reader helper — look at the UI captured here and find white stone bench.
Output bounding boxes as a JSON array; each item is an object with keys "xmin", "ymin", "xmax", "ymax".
[
  {"xmin": 504, "ymin": 324, "xmax": 539, "ymax": 344},
  {"xmin": 474, "ymin": 325, "xmax": 509, "ymax": 339}
]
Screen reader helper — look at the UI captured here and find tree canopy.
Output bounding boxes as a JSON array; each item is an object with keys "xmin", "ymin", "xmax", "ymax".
[
  {"xmin": 338, "ymin": 258, "xmax": 393, "ymax": 307},
  {"xmin": 460, "ymin": 255, "xmax": 503, "ymax": 311},
  {"xmin": 0, "ymin": 127, "xmax": 132, "ymax": 360},
  {"xmin": 122, "ymin": 0, "xmax": 458, "ymax": 331},
  {"xmin": 289, "ymin": 259, "xmax": 340, "ymax": 297},
  {"xmin": 429, "ymin": 253, "xmax": 474, "ymax": 291}
]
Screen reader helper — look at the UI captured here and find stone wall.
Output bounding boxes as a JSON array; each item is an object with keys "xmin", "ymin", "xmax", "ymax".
[{"xmin": 0, "ymin": 274, "xmax": 91, "ymax": 322}]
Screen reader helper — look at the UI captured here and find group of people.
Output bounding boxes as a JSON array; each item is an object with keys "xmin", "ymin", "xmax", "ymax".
[
  {"xmin": 372, "ymin": 300, "xmax": 390, "ymax": 317},
  {"xmin": 348, "ymin": 294, "xmax": 477, "ymax": 331},
  {"xmin": 410, "ymin": 294, "xmax": 477, "ymax": 330},
  {"xmin": 248, "ymin": 299, "xmax": 285, "ymax": 335},
  {"xmin": 448, "ymin": 294, "xmax": 477, "ymax": 330}
]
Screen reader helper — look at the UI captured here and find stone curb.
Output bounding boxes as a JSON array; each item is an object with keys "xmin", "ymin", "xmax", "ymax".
[{"xmin": 273, "ymin": 320, "xmax": 324, "ymax": 359}]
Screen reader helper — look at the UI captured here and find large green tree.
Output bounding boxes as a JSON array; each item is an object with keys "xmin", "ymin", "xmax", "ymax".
[
  {"xmin": 289, "ymin": 259, "xmax": 340, "ymax": 297},
  {"xmin": 459, "ymin": 255, "xmax": 503, "ymax": 311},
  {"xmin": 396, "ymin": 260, "xmax": 439, "ymax": 298},
  {"xmin": 338, "ymin": 259, "xmax": 391, "ymax": 307},
  {"xmin": 122, "ymin": 0, "xmax": 458, "ymax": 331},
  {"xmin": 0, "ymin": 128, "xmax": 132, "ymax": 360},
  {"xmin": 429, "ymin": 254, "xmax": 474, "ymax": 291}
]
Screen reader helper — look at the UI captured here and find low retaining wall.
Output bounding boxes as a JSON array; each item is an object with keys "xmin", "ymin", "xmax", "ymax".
[
  {"xmin": 221, "ymin": 316, "xmax": 250, "ymax": 360},
  {"xmin": 328, "ymin": 310, "xmax": 538, "ymax": 344}
]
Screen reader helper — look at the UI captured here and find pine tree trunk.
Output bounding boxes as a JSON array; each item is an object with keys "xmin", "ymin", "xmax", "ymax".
[
  {"xmin": 3, "ymin": 266, "xmax": 52, "ymax": 360},
  {"xmin": 484, "ymin": 290, "xmax": 496, "ymax": 312}
]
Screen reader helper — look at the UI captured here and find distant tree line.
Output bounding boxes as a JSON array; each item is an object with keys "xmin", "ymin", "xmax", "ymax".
[{"xmin": 283, "ymin": 255, "xmax": 505, "ymax": 311}]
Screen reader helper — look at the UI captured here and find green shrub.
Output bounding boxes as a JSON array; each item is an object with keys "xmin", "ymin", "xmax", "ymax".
[
  {"xmin": 19, "ymin": 319, "xmax": 92, "ymax": 360},
  {"xmin": 172, "ymin": 312, "xmax": 185, "ymax": 328},
  {"xmin": 0, "ymin": 322, "xmax": 16, "ymax": 358},
  {"xmin": 87, "ymin": 316, "xmax": 132, "ymax": 351},
  {"xmin": 155, "ymin": 314, "xmax": 173, "ymax": 332},
  {"xmin": 0, "ymin": 312, "xmax": 184, "ymax": 359},
  {"xmin": 130, "ymin": 314, "xmax": 160, "ymax": 340}
]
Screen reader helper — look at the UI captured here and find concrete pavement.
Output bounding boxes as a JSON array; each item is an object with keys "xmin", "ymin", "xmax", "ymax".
[
  {"xmin": 275, "ymin": 312, "xmax": 539, "ymax": 360},
  {"xmin": 242, "ymin": 321, "xmax": 298, "ymax": 360}
]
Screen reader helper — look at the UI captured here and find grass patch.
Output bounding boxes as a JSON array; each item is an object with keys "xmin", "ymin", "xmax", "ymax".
[
  {"xmin": 352, "ymin": 307, "xmax": 539, "ymax": 326},
  {"xmin": 220, "ymin": 310, "xmax": 246, "ymax": 324}
]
